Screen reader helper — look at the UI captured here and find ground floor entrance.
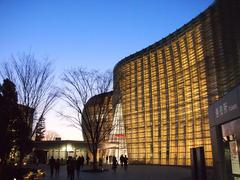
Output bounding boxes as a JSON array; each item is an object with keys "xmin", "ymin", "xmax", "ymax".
[
  {"xmin": 222, "ymin": 118, "xmax": 240, "ymax": 180},
  {"xmin": 209, "ymin": 85, "xmax": 240, "ymax": 180}
]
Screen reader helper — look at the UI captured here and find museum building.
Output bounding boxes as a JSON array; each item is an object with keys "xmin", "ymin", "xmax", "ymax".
[
  {"xmin": 113, "ymin": 0, "xmax": 240, "ymax": 168},
  {"xmin": 209, "ymin": 85, "xmax": 240, "ymax": 179}
]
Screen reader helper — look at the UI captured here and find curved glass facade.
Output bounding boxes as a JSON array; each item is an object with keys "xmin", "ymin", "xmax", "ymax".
[{"xmin": 113, "ymin": 0, "xmax": 240, "ymax": 166}]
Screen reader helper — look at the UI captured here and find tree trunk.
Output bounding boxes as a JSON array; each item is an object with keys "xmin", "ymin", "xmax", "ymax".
[
  {"xmin": 0, "ymin": 162, "xmax": 3, "ymax": 179},
  {"xmin": 19, "ymin": 153, "xmax": 25, "ymax": 168},
  {"xmin": 92, "ymin": 150, "xmax": 98, "ymax": 170}
]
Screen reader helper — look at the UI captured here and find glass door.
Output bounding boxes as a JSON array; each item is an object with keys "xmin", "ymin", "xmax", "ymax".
[
  {"xmin": 222, "ymin": 119, "xmax": 240, "ymax": 180},
  {"xmin": 229, "ymin": 140, "xmax": 240, "ymax": 180}
]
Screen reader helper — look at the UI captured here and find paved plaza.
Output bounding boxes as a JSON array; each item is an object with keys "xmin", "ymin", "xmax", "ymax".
[{"xmin": 39, "ymin": 164, "xmax": 213, "ymax": 180}]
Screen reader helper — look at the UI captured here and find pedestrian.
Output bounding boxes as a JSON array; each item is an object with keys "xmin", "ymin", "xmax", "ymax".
[
  {"xmin": 66, "ymin": 156, "xmax": 71, "ymax": 178},
  {"xmin": 69, "ymin": 157, "xmax": 75, "ymax": 180},
  {"xmin": 106, "ymin": 156, "xmax": 108, "ymax": 164},
  {"xmin": 112, "ymin": 156, "xmax": 117, "ymax": 172},
  {"xmin": 123, "ymin": 155, "xmax": 128, "ymax": 170},
  {"xmin": 55, "ymin": 158, "xmax": 60, "ymax": 176},
  {"xmin": 60, "ymin": 158, "xmax": 64, "ymax": 165},
  {"xmin": 48, "ymin": 156, "xmax": 55, "ymax": 178},
  {"xmin": 86, "ymin": 155, "xmax": 90, "ymax": 166},
  {"xmin": 76, "ymin": 156, "xmax": 81, "ymax": 178},
  {"xmin": 35, "ymin": 157, "xmax": 39, "ymax": 168},
  {"xmin": 99, "ymin": 157, "xmax": 103, "ymax": 170},
  {"xmin": 80, "ymin": 155, "xmax": 84, "ymax": 168},
  {"xmin": 109, "ymin": 155, "xmax": 113, "ymax": 164},
  {"xmin": 120, "ymin": 154, "xmax": 124, "ymax": 167}
]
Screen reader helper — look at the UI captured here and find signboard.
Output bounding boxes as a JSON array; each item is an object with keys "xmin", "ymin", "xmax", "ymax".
[
  {"xmin": 229, "ymin": 141, "xmax": 240, "ymax": 175},
  {"xmin": 215, "ymin": 102, "xmax": 238, "ymax": 119},
  {"xmin": 208, "ymin": 85, "xmax": 240, "ymax": 126},
  {"xmin": 114, "ymin": 134, "xmax": 125, "ymax": 138}
]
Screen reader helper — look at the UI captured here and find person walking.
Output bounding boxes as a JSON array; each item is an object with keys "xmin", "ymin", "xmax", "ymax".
[
  {"xmin": 48, "ymin": 156, "xmax": 55, "ymax": 178},
  {"xmin": 69, "ymin": 157, "xmax": 75, "ymax": 180},
  {"xmin": 76, "ymin": 156, "xmax": 81, "ymax": 178},
  {"xmin": 112, "ymin": 156, "xmax": 117, "ymax": 172},
  {"xmin": 55, "ymin": 158, "xmax": 60, "ymax": 176},
  {"xmin": 66, "ymin": 156, "xmax": 71, "ymax": 178},
  {"xmin": 106, "ymin": 156, "xmax": 108, "ymax": 164},
  {"xmin": 109, "ymin": 155, "xmax": 113, "ymax": 164},
  {"xmin": 120, "ymin": 155, "xmax": 124, "ymax": 167},
  {"xmin": 80, "ymin": 155, "xmax": 84, "ymax": 168},
  {"xmin": 99, "ymin": 157, "xmax": 103, "ymax": 170},
  {"xmin": 123, "ymin": 155, "xmax": 128, "ymax": 170},
  {"xmin": 35, "ymin": 157, "xmax": 39, "ymax": 168},
  {"xmin": 86, "ymin": 155, "xmax": 90, "ymax": 166}
]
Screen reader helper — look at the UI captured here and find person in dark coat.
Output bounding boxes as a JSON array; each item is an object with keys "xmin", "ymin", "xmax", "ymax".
[
  {"xmin": 112, "ymin": 156, "xmax": 117, "ymax": 172},
  {"xmin": 80, "ymin": 155, "xmax": 84, "ymax": 168},
  {"xmin": 99, "ymin": 157, "xmax": 103, "ymax": 169},
  {"xmin": 76, "ymin": 156, "xmax": 81, "ymax": 178},
  {"xmin": 55, "ymin": 158, "xmax": 60, "ymax": 176},
  {"xmin": 106, "ymin": 156, "xmax": 108, "ymax": 164},
  {"xmin": 86, "ymin": 155, "xmax": 90, "ymax": 166},
  {"xmin": 123, "ymin": 155, "xmax": 128, "ymax": 170},
  {"xmin": 66, "ymin": 156, "xmax": 71, "ymax": 178},
  {"xmin": 109, "ymin": 155, "xmax": 113, "ymax": 164},
  {"xmin": 69, "ymin": 157, "xmax": 75, "ymax": 180},
  {"xmin": 48, "ymin": 156, "xmax": 55, "ymax": 178},
  {"xmin": 120, "ymin": 155, "xmax": 124, "ymax": 167}
]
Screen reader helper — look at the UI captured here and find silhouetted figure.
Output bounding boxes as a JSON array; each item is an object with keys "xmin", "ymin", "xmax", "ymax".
[
  {"xmin": 80, "ymin": 155, "xmax": 84, "ymax": 168},
  {"xmin": 99, "ymin": 157, "xmax": 103, "ymax": 169},
  {"xmin": 55, "ymin": 158, "xmax": 60, "ymax": 176},
  {"xmin": 49, "ymin": 156, "xmax": 55, "ymax": 178},
  {"xmin": 86, "ymin": 155, "xmax": 90, "ymax": 166},
  {"xmin": 112, "ymin": 156, "xmax": 117, "ymax": 172},
  {"xmin": 69, "ymin": 157, "xmax": 75, "ymax": 180},
  {"xmin": 123, "ymin": 155, "xmax": 128, "ymax": 170},
  {"xmin": 76, "ymin": 156, "xmax": 81, "ymax": 178},
  {"xmin": 66, "ymin": 156, "xmax": 71, "ymax": 177},
  {"xmin": 35, "ymin": 156, "xmax": 39, "ymax": 168},
  {"xmin": 120, "ymin": 154, "xmax": 124, "ymax": 167},
  {"xmin": 109, "ymin": 155, "xmax": 113, "ymax": 164},
  {"xmin": 106, "ymin": 156, "xmax": 108, "ymax": 164}
]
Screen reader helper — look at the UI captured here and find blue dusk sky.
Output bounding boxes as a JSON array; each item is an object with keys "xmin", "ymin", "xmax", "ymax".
[{"xmin": 0, "ymin": 0, "xmax": 214, "ymax": 140}]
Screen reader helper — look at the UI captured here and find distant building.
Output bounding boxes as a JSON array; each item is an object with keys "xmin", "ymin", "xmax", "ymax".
[
  {"xmin": 33, "ymin": 140, "xmax": 88, "ymax": 163},
  {"xmin": 82, "ymin": 92, "xmax": 128, "ymax": 161},
  {"xmin": 82, "ymin": 91, "xmax": 114, "ymax": 143}
]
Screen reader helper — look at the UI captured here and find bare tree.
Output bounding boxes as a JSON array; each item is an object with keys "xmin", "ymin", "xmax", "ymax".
[
  {"xmin": 0, "ymin": 52, "xmax": 59, "ymax": 139},
  {"xmin": 44, "ymin": 131, "xmax": 60, "ymax": 141},
  {"xmin": 35, "ymin": 117, "xmax": 46, "ymax": 141},
  {"xmin": 61, "ymin": 67, "xmax": 119, "ymax": 169}
]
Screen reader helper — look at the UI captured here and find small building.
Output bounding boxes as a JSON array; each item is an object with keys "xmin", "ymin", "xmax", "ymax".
[{"xmin": 33, "ymin": 139, "xmax": 89, "ymax": 163}]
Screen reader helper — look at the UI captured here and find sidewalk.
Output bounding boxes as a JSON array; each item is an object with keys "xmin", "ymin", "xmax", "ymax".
[{"xmin": 40, "ymin": 164, "xmax": 195, "ymax": 180}]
